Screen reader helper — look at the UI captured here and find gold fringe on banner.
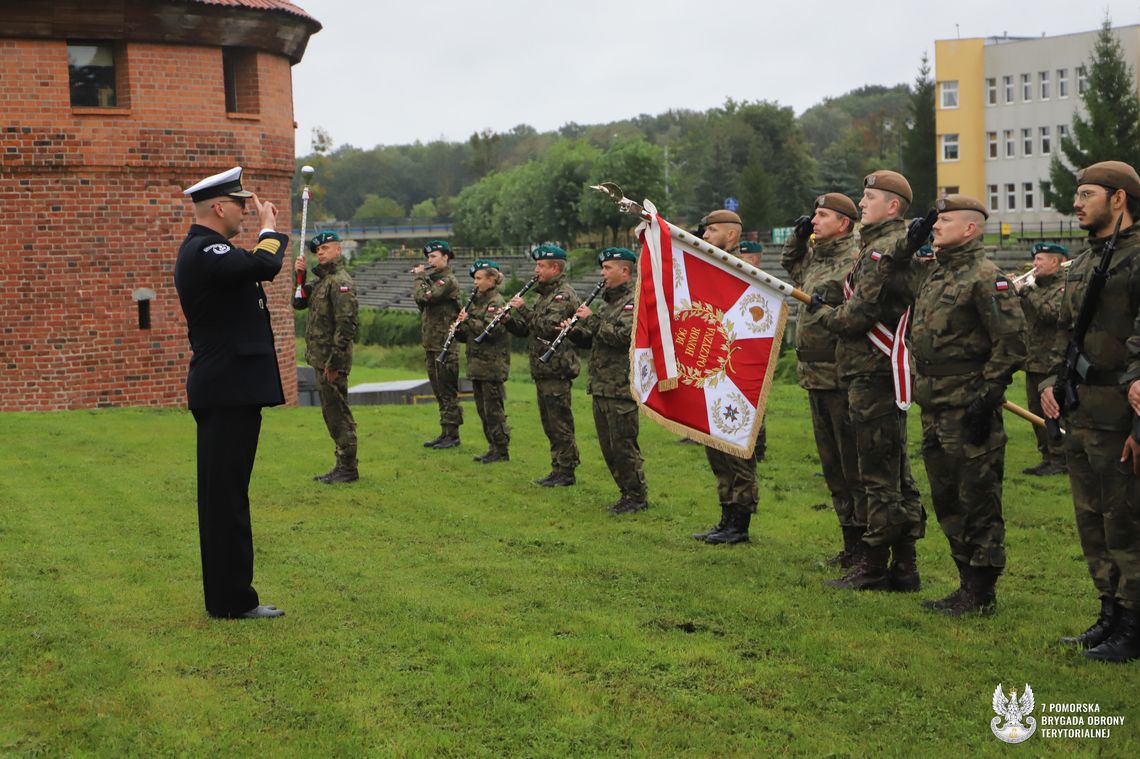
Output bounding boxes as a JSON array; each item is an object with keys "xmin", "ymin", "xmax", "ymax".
[{"xmin": 657, "ymin": 377, "xmax": 678, "ymax": 392}]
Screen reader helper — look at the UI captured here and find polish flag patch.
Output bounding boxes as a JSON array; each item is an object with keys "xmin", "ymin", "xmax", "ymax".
[
  {"xmin": 995, "ymin": 280, "xmax": 1010, "ymax": 291},
  {"xmin": 554, "ymin": 294, "xmax": 564, "ymax": 301},
  {"xmin": 624, "ymin": 304, "xmax": 634, "ymax": 310},
  {"xmin": 870, "ymin": 251, "xmax": 882, "ymax": 261},
  {"xmin": 339, "ymin": 286, "xmax": 350, "ymax": 292}
]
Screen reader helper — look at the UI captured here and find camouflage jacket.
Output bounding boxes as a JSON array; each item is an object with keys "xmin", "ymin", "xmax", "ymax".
[
  {"xmin": 816, "ymin": 218, "xmax": 914, "ymax": 380},
  {"xmin": 571, "ymin": 279, "xmax": 635, "ymax": 399},
  {"xmin": 505, "ymin": 272, "xmax": 581, "ymax": 380},
  {"xmin": 1019, "ymin": 271, "xmax": 1066, "ymax": 374},
  {"xmin": 1059, "ymin": 222, "xmax": 1140, "ymax": 431},
  {"xmin": 458, "ymin": 287, "xmax": 510, "ymax": 382},
  {"xmin": 909, "ymin": 237, "xmax": 1026, "ymax": 410},
  {"xmin": 293, "ymin": 257, "xmax": 358, "ymax": 372},
  {"xmin": 414, "ymin": 264, "xmax": 461, "ymax": 351},
  {"xmin": 782, "ymin": 232, "xmax": 857, "ymax": 390}
]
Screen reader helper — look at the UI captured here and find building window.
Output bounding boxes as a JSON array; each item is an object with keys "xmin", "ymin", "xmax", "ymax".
[
  {"xmin": 1077, "ymin": 65, "xmax": 1088, "ymax": 94},
  {"xmin": 940, "ymin": 81, "xmax": 959, "ymax": 109},
  {"xmin": 1006, "ymin": 183, "xmax": 1017, "ymax": 211},
  {"xmin": 1022, "ymin": 128, "xmax": 1033, "ymax": 156},
  {"xmin": 1024, "ymin": 182, "xmax": 1035, "ymax": 210},
  {"xmin": 1004, "ymin": 129, "xmax": 1015, "ymax": 158},
  {"xmin": 1058, "ymin": 68, "xmax": 1069, "ymax": 98},
  {"xmin": 941, "ymin": 134, "xmax": 960, "ymax": 161},
  {"xmin": 987, "ymin": 131, "xmax": 998, "ymax": 159},
  {"xmin": 1003, "ymin": 75, "xmax": 1014, "ymax": 104},
  {"xmin": 1039, "ymin": 70, "xmax": 1051, "ymax": 100},
  {"xmin": 942, "ymin": 186, "xmax": 960, "ymax": 196},
  {"xmin": 986, "ymin": 77, "xmax": 997, "ymax": 105},
  {"xmin": 68, "ymin": 42, "xmax": 121, "ymax": 107},
  {"xmin": 1040, "ymin": 126, "xmax": 1051, "ymax": 154},
  {"xmin": 223, "ymin": 48, "xmax": 259, "ymax": 114},
  {"xmin": 1021, "ymin": 73, "xmax": 1032, "ymax": 101},
  {"xmin": 1058, "ymin": 123, "xmax": 1069, "ymax": 146},
  {"xmin": 988, "ymin": 184, "xmax": 1000, "ymax": 210},
  {"xmin": 1042, "ymin": 180, "xmax": 1053, "ymax": 208}
]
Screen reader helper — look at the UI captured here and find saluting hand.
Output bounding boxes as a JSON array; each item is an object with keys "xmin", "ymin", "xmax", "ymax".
[{"xmin": 251, "ymin": 194, "xmax": 277, "ymax": 231}]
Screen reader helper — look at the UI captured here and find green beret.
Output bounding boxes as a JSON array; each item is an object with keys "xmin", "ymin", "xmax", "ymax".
[
  {"xmin": 935, "ymin": 194, "xmax": 989, "ymax": 219},
  {"xmin": 531, "ymin": 244, "xmax": 566, "ymax": 261},
  {"xmin": 701, "ymin": 209, "xmax": 742, "ymax": 226},
  {"xmin": 1076, "ymin": 160, "xmax": 1140, "ymax": 200},
  {"xmin": 864, "ymin": 170, "xmax": 913, "ymax": 204},
  {"xmin": 814, "ymin": 192, "xmax": 859, "ymax": 220},
  {"xmin": 423, "ymin": 239, "xmax": 452, "ymax": 258},
  {"xmin": 468, "ymin": 258, "xmax": 500, "ymax": 277},
  {"xmin": 1030, "ymin": 242, "xmax": 1068, "ymax": 258},
  {"xmin": 597, "ymin": 247, "xmax": 637, "ymax": 265},
  {"xmin": 308, "ymin": 230, "xmax": 340, "ymax": 253},
  {"xmin": 739, "ymin": 240, "xmax": 764, "ymax": 254}
]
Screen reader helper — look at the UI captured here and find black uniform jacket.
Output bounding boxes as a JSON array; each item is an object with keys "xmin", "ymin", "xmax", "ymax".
[{"xmin": 174, "ymin": 224, "xmax": 289, "ymax": 409}]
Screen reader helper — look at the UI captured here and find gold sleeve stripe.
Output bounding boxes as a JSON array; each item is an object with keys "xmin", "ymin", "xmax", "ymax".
[{"xmin": 254, "ymin": 239, "xmax": 282, "ymax": 256}]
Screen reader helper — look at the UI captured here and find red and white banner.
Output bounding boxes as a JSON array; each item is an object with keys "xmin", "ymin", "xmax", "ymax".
[
  {"xmin": 841, "ymin": 273, "xmax": 912, "ymax": 410},
  {"xmin": 630, "ymin": 200, "xmax": 788, "ymax": 458}
]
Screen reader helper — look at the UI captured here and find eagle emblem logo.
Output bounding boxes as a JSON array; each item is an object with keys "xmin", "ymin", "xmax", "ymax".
[{"xmin": 990, "ymin": 683, "xmax": 1036, "ymax": 744}]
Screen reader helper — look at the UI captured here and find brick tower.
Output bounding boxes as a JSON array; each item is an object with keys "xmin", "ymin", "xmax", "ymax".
[{"xmin": 0, "ymin": 0, "xmax": 320, "ymax": 410}]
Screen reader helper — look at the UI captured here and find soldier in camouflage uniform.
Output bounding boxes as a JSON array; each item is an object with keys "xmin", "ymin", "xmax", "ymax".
[
  {"xmin": 816, "ymin": 171, "xmax": 931, "ymax": 590},
  {"xmin": 898, "ymin": 195, "xmax": 1026, "ymax": 616},
  {"xmin": 689, "ymin": 209, "xmax": 759, "ymax": 544},
  {"xmin": 782, "ymin": 193, "xmax": 864, "ymax": 566},
  {"xmin": 457, "ymin": 259, "xmax": 511, "ymax": 463},
  {"xmin": 1043, "ymin": 161, "xmax": 1140, "ymax": 663},
  {"xmin": 568, "ymin": 247, "xmax": 648, "ymax": 514},
  {"xmin": 414, "ymin": 239, "xmax": 463, "ymax": 449},
  {"xmin": 1017, "ymin": 242, "xmax": 1069, "ymax": 476},
  {"xmin": 506, "ymin": 245, "xmax": 581, "ymax": 487},
  {"xmin": 293, "ymin": 231, "xmax": 360, "ymax": 483}
]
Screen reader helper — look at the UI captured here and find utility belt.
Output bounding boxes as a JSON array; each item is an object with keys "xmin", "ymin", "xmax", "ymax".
[
  {"xmin": 796, "ymin": 347, "xmax": 837, "ymax": 363},
  {"xmin": 915, "ymin": 359, "xmax": 984, "ymax": 377}
]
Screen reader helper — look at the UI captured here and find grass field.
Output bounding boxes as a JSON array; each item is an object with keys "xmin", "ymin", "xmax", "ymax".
[{"xmin": 1, "ymin": 356, "xmax": 1137, "ymax": 757}]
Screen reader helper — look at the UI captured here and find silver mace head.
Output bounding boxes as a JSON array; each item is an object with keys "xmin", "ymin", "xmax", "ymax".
[
  {"xmin": 590, "ymin": 182, "xmax": 624, "ymax": 202},
  {"xmin": 301, "ymin": 164, "xmax": 315, "ymax": 180}
]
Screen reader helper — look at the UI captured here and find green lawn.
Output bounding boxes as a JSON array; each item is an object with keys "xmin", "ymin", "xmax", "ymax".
[{"xmin": 1, "ymin": 365, "xmax": 1136, "ymax": 757}]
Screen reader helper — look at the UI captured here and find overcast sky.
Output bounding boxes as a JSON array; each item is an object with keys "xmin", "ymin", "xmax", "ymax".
[{"xmin": 291, "ymin": 0, "xmax": 1140, "ymax": 155}]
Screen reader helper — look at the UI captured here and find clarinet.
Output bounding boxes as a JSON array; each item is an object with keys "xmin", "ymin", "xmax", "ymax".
[
  {"xmin": 436, "ymin": 287, "xmax": 477, "ymax": 364},
  {"xmin": 539, "ymin": 280, "xmax": 606, "ymax": 363},
  {"xmin": 474, "ymin": 275, "xmax": 539, "ymax": 343}
]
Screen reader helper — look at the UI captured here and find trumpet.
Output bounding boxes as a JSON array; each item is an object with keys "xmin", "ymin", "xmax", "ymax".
[{"xmin": 1010, "ymin": 259, "xmax": 1073, "ymax": 289}]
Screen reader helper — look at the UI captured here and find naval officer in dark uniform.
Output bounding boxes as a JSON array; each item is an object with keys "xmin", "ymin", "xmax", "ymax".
[{"xmin": 174, "ymin": 166, "xmax": 288, "ymax": 620}]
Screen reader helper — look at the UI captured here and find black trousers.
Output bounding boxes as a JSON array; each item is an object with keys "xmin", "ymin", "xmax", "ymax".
[{"xmin": 192, "ymin": 406, "xmax": 262, "ymax": 618}]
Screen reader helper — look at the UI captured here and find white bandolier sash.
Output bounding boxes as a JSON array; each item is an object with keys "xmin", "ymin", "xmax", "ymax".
[{"xmin": 843, "ymin": 263, "xmax": 912, "ymax": 410}]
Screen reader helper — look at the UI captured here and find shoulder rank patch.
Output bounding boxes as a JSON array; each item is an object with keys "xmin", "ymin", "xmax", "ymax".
[
  {"xmin": 254, "ymin": 238, "xmax": 281, "ymax": 256},
  {"xmin": 869, "ymin": 250, "xmax": 882, "ymax": 261},
  {"xmin": 995, "ymin": 279, "xmax": 1010, "ymax": 291},
  {"xmin": 339, "ymin": 285, "xmax": 350, "ymax": 292},
  {"xmin": 204, "ymin": 243, "xmax": 231, "ymax": 255}
]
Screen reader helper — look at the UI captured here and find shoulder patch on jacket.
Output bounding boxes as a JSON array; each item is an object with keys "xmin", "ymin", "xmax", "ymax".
[
  {"xmin": 339, "ymin": 285, "xmax": 351, "ymax": 292},
  {"xmin": 204, "ymin": 243, "xmax": 231, "ymax": 255},
  {"xmin": 870, "ymin": 250, "xmax": 882, "ymax": 261},
  {"xmin": 623, "ymin": 303, "xmax": 634, "ymax": 311},
  {"xmin": 995, "ymin": 279, "xmax": 1010, "ymax": 291}
]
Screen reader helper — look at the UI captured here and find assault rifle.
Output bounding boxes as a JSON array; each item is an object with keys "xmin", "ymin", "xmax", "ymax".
[{"xmin": 1048, "ymin": 214, "xmax": 1124, "ymax": 440}]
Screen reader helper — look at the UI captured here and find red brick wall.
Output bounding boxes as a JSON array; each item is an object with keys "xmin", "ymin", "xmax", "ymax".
[{"xmin": 0, "ymin": 39, "xmax": 300, "ymax": 410}]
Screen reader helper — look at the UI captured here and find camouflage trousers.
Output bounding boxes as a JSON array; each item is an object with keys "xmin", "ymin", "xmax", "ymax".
[
  {"xmin": 920, "ymin": 407, "xmax": 1006, "ymax": 569},
  {"xmin": 472, "ymin": 379, "xmax": 510, "ymax": 452},
  {"xmin": 316, "ymin": 368, "xmax": 357, "ymax": 468},
  {"xmin": 705, "ymin": 443, "xmax": 759, "ymax": 514},
  {"xmin": 808, "ymin": 388, "xmax": 863, "ymax": 528},
  {"xmin": 1025, "ymin": 371, "xmax": 1066, "ymax": 464},
  {"xmin": 1065, "ymin": 425, "xmax": 1140, "ymax": 606},
  {"xmin": 536, "ymin": 378, "xmax": 578, "ymax": 474},
  {"xmin": 592, "ymin": 396, "xmax": 647, "ymax": 501},
  {"xmin": 848, "ymin": 374, "xmax": 925, "ymax": 546},
  {"xmin": 425, "ymin": 349, "xmax": 462, "ymax": 429}
]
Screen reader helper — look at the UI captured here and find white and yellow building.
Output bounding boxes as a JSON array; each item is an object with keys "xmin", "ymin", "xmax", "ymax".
[{"xmin": 935, "ymin": 25, "xmax": 1140, "ymax": 225}]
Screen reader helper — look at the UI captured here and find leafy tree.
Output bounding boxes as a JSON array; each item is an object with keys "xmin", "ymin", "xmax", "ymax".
[
  {"xmin": 902, "ymin": 53, "xmax": 937, "ymax": 211},
  {"xmin": 580, "ymin": 138, "xmax": 665, "ymax": 242},
  {"xmin": 352, "ymin": 194, "xmax": 405, "ymax": 220},
  {"xmin": 468, "ymin": 129, "xmax": 502, "ymax": 178},
  {"xmin": 1045, "ymin": 15, "xmax": 1140, "ymax": 212},
  {"xmin": 311, "ymin": 126, "xmax": 333, "ymax": 155},
  {"xmin": 410, "ymin": 198, "xmax": 438, "ymax": 218},
  {"xmin": 494, "ymin": 162, "xmax": 547, "ymax": 245},
  {"xmin": 537, "ymin": 139, "xmax": 601, "ymax": 245},
  {"xmin": 453, "ymin": 173, "xmax": 506, "ymax": 248}
]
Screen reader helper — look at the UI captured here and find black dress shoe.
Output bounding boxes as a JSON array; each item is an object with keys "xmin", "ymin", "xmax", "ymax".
[{"xmin": 239, "ymin": 605, "xmax": 285, "ymax": 619}]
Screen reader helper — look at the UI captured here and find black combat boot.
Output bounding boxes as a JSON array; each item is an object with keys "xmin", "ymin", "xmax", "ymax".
[
  {"xmin": 423, "ymin": 430, "xmax": 445, "ymax": 448},
  {"xmin": 1060, "ymin": 597, "xmax": 1118, "ymax": 649},
  {"xmin": 888, "ymin": 539, "xmax": 921, "ymax": 592},
  {"xmin": 1084, "ymin": 606, "xmax": 1140, "ymax": 663},
  {"xmin": 480, "ymin": 448, "xmax": 509, "ymax": 464},
  {"xmin": 691, "ymin": 505, "xmax": 729, "ymax": 540},
  {"xmin": 321, "ymin": 466, "xmax": 359, "ymax": 484},
  {"xmin": 703, "ymin": 507, "xmax": 751, "ymax": 544},
  {"xmin": 826, "ymin": 526, "xmax": 863, "ymax": 567},
  {"xmin": 944, "ymin": 566, "xmax": 998, "ymax": 616},
  {"xmin": 921, "ymin": 559, "xmax": 968, "ymax": 610},
  {"xmin": 432, "ymin": 426, "xmax": 460, "ymax": 449},
  {"xmin": 828, "ymin": 543, "xmax": 890, "ymax": 589},
  {"xmin": 609, "ymin": 497, "xmax": 649, "ymax": 515},
  {"xmin": 312, "ymin": 465, "xmax": 336, "ymax": 482},
  {"xmin": 536, "ymin": 470, "xmax": 575, "ymax": 487}
]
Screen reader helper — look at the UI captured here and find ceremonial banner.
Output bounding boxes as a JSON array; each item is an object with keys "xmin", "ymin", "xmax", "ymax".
[{"xmin": 630, "ymin": 200, "xmax": 788, "ymax": 458}]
